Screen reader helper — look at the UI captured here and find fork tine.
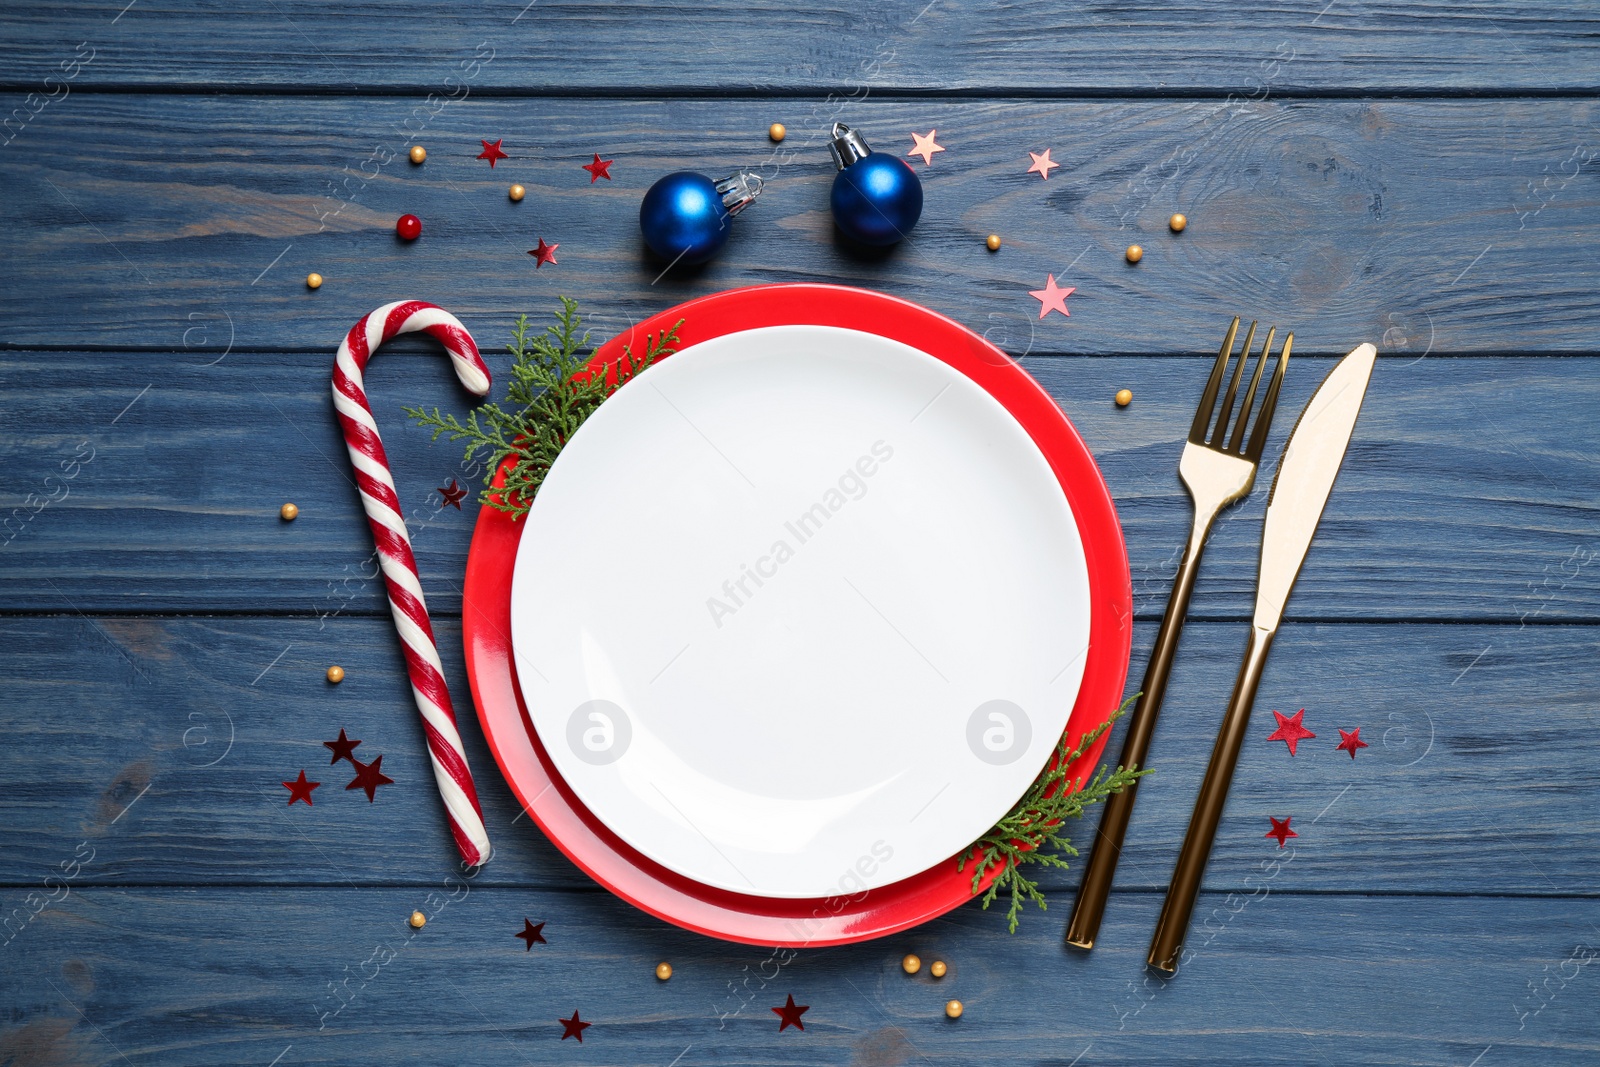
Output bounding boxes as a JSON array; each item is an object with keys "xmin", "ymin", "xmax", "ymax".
[
  {"xmin": 1209, "ymin": 321, "xmax": 1256, "ymax": 447},
  {"xmin": 1188, "ymin": 317, "xmax": 1240, "ymax": 444},
  {"xmin": 1228, "ymin": 326, "xmax": 1275, "ymax": 454},
  {"xmin": 1245, "ymin": 331, "xmax": 1292, "ymax": 461}
]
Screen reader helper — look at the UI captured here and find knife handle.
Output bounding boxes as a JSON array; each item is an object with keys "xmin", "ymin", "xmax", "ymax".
[
  {"xmin": 1065, "ymin": 524, "xmax": 1209, "ymax": 950},
  {"xmin": 1147, "ymin": 622, "xmax": 1276, "ymax": 973}
]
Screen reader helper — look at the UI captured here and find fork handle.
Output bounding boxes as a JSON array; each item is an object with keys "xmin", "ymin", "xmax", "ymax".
[
  {"xmin": 1147, "ymin": 622, "xmax": 1276, "ymax": 973},
  {"xmin": 1065, "ymin": 513, "xmax": 1216, "ymax": 950}
]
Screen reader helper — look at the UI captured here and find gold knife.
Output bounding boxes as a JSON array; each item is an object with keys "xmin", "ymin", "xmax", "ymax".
[{"xmin": 1147, "ymin": 341, "xmax": 1378, "ymax": 973}]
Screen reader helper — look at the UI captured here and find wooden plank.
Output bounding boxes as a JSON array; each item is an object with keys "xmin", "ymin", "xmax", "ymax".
[
  {"xmin": 1, "ymin": 96, "xmax": 1597, "ymax": 352},
  {"xmin": 2, "ymin": 886, "xmax": 1597, "ymax": 1065},
  {"xmin": 2, "ymin": 1, "xmax": 1598, "ymax": 92},
  {"xmin": 1, "ymin": 615, "xmax": 1593, "ymax": 894},
  {"xmin": 3, "ymin": 351, "xmax": 1596, "ymax": 620}
]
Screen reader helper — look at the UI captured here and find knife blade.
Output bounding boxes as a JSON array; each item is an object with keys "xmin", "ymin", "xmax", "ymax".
[{"xmin": 1252, "ymin": 342, "xmax": 1377, "ymax": 632}]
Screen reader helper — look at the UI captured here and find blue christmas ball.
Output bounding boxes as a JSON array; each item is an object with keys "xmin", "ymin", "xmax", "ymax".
[
  {"xmin": 830, "ymin": 153, "xmax": 922, "ymax": 246},
  {"xmin": 639, "ymin": 171, "xmax": 731, "ymax": 265}
]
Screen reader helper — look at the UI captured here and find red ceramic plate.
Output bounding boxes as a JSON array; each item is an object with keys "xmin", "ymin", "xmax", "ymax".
[{"xmin": 463, "ymin": 284, "xmax": 1130, "ymax": 946}]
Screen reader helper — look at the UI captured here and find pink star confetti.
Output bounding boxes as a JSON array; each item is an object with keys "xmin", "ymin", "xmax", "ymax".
[
  {"xmin": 907, "ymin": 130, "xmax": 944, "ymax": 167},
  {"xmin": 1027, "ymin": 149, "xmax": 1060, "ymax": 180},
  {"xmin": 1028, "ymin": 274, "xmax": 1075, "ymax": 319}
]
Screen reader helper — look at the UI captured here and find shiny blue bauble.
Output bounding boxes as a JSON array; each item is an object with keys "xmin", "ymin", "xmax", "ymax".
[
  {"xmin": 639, "ymin": 171, "xmax": 731, "ymax": 265},
  {"xmin": 830, "ymin": 153, "xmax": 923, "ymax": 246}
]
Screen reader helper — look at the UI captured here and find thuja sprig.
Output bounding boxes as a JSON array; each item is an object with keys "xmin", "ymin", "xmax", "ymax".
[
  {"xmin": 405, "ymin": 297, "xmax": 681, "ymax": 517},
  {"xmin": 960, "ymin": 695, "xmax": 1145, "ymax": 933}
]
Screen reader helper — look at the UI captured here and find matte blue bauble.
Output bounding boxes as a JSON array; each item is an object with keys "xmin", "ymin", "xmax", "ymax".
[
  {"xmin": 831, "ymin": 153, "xmax": 922, "ymax": 246},
  {"xmin": 639, "ymin": 171, "xmax": 731, "ymax": 265}
]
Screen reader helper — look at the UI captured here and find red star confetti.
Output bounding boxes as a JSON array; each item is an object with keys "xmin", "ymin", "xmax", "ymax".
[
  {"xmin": 516, "ymin": 919, "xmax": 547, "ymax": 950},
  {"xmin": 559, "ymin": 1011, "xmax": 591, "ymax": 1042},
  {"xmin": 1265, "ymin": 815, "xmax": 1298, "ymax": 848},
  {"xmin": 1029, "ymin": 274, "xmax": 1075, "ymax": 319},
  {"xmin": 772, "ymin": 994, "xmax": 809, "ymax": 1032},
  {"xmin": 1267, "ymin": 709, "xmax": 1317, "ymax": 756},
  {"xmin": 1027, "ymin": 149, "xmax": 1060, "ymax": 180},
  {"xmin": 1335, "ymin": 727, "xmax": 1370, "ymax": 759},
  {"xmin": 582, "ymin": 153, "xmax": 614, "ymax": 182},
  {"xmin": 477, "ymin": 139, "xmax": 508, "ymax": 167},
  {"xmin": 907, "ymin": 130, "xmax": 944, "ymax": 167},
  {"xmin": 323, "ymin": 728, "xmax": 361, "ymax": 766},
  {"xmin": 439, "ymin": 480, "xmax": 467, "ymax": 509},
  {"xmin": 529, "ymin": 238, "xmax": 559, "ymax": 268},
  {"xmin": 282, "ymin": 770, "xmax": 320, "ymax": 806},
  {"xmin": 346, "ymin": 755, "xmax": 394, "ymax": 802}
]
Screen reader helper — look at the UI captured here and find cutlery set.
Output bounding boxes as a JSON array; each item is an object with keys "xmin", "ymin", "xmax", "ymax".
[{"xmin": 1066, "ymin": 319, "xmax": 1377, "ymax": 972}]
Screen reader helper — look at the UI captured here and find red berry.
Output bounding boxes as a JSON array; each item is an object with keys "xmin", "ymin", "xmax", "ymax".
[{"xmin": 396, "ymin": 214, "xmax": 422, "ymax": 241}]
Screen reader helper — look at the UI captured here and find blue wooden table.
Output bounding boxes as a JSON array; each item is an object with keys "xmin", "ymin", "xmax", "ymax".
[{"xmin": 3, "ymin": 3, "xmax": 1599, "ymax": 1064}]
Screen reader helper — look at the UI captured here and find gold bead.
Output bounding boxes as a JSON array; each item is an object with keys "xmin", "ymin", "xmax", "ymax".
[
  {"xmin": 945, "ymin": 999, "xmax": 963, "ymax": 1019},
  {"xmin": 409, "ymin": 910, "xmax": 426, "ymax": 929},
  {"xmin": 1115, "ymin": 388, "xmax": 1133, "ymax": 407},
  {"xmin": 930, "ymin": 960, "xmax": 947, "ymax": 978},
  {"xmin": 1125, "ymin": 244, "xmax": 1143, "ymax": 264},
  {"xmin": 769, "ymin": 123, "xmax": 786, "ymax": 142},
  {"xmin": 985, "ymin": 234, "xmax": 1001, "ymax": 252},
  {"xmin": 279, "ymin": 503, "xmax": 299, "ymax": 521},
  {"xmin": 305, "ymin": 272, "xmax": 323, "ymax": 289},
  {"xmin": 1169, "ymin": 212, "xmax": 1187, "ymax": 233},
  {"xmin": 509, "ymin": 183, "xmax": 526, "ymax": 202},
  {"xmin": 655, "ymin": 962, "xmax": 673, "ymax": 981},
  {"xmin": 901, "ymin": 953, "xmax": 922, "ymax": 974},
  {"xmin": 409, "ymin": 145, "xmax": 427, "ymax": 164},
  {"xmin": 326, "ymin": 665, "xmax": 345, "ymax": 684}
]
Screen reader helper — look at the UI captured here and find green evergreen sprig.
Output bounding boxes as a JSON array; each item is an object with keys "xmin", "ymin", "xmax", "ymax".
[
  {"xmin": 959, "ymin": 695, "xmax": 1145, "ymax": 932},
  {"xmin": 403, "ymin": 296, "xmax": 681, "ymax": 517}
]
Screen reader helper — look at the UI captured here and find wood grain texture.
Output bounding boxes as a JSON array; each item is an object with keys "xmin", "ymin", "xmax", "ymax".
[
  {"xmin": 0, "ymin": 615, "xmax": 1593, "ymax": 895},
  {"xmin": 1, "ymin": 96, "xmax": 1597, "ymax": 353},
  {"xmin": 2, "ymin": 1, "xmax": 1598, "ymax": 92},
  {"xmin": 3, "ymin": 351, "xmax": 1596, "ymax": 620},
  {"xmin": 2, "ymin": 887, "xmax": 1597, "ymax": 1066}
]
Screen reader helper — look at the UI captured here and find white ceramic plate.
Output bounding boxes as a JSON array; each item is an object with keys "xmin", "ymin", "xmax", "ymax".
[{"xmin": 510, "ymin": 325, "xmax": 1091, "ymax": 899}]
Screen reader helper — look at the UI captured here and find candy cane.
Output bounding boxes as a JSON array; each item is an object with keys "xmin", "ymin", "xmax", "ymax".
[{"xmin": 332, "ymin": 300, "xmax": 492, "ymax": 866}]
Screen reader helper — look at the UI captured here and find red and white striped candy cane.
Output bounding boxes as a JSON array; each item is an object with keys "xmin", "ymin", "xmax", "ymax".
[{"xmin": 332, "ymin": 300, "xmax": 492, "ymax": 866}]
